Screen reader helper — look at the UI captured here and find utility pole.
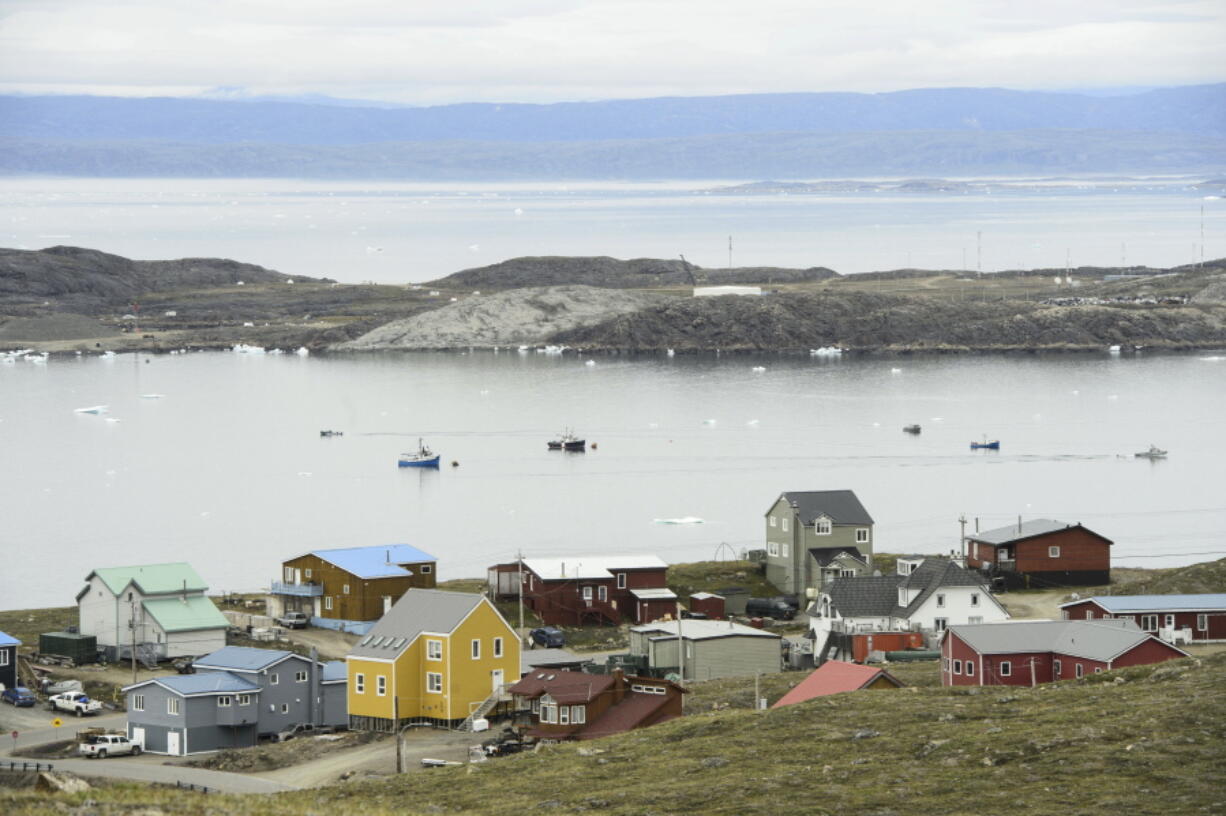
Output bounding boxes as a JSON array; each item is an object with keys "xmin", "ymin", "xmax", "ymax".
[
  {"xmin": 676, "ymin": 601, "xmax": 685, "ymax": 684},
  {"xmin": 130, "ymin": 598, "xmax": 138, "ymax": 686},
  {"xmin": 394, "ymin": 696, "xmax": 401, "ymax": 773},
  {"xmin": 517, "ymin": 550, "xmax": 524, "ymax": 632},
  {"xmin": 754, "ymin": 671, "xmax": 761, "ymax": 710},
  {"xmin": 958, "ymin": 514, "xmax": 967, "ymax": 559}
]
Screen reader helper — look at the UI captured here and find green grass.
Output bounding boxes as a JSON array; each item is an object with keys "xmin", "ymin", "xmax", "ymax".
[
  {"xmin": 0, "ymin": 606, "xmax": 77, "ymax": 647},
  {"xmin": 666, "ymin": 560, "xmax": 781, "ymax": 600}
]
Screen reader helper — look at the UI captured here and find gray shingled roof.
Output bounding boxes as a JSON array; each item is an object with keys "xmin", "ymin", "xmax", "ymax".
[
  {"xmin": 816, "ymin": 558, "xmax": 992, "ymax": 619},
  {"xmin": 947, "ymin": 619, "xmax": 1180, "ymax": 663},
  {"xmin": 965, "ymin": 519, "xmax": 1077, "ymax": 546},
  {"xmin": 808, "ymin": 547, "xmax": 866, "ymax": 568},
  {"xmin": 349, "ymin": 589, "xmax": 485, "ymax": 659},
  {"xmin": 897, "ymin": 559, "xmax": 991, "ymax": 617},
  {"xmin": 778, "ymin": 491, "xmax": 873, "ymax": 526}
]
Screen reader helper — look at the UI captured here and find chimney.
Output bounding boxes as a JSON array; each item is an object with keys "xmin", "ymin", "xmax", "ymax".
[
  {"xmin": 1017, "ymin": 515, "xmax": 1022, "ymax": 534},
  {"xmin": 181, "ymin": 579, "xmax": 187, "ymax": 604},
  {"xmin": 386, "ymin": 549, "xmax": 391, "ymax": 565},
  {"xmin": 975, "ymin": 517, "xmax": 980, "ymax": 533}
]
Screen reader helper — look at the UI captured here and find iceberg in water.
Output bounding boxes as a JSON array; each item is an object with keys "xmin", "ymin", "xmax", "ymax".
[
  {"xmin": 653, "ymin": 517, "xmax": 705, "ymax": 525},
  {"xmin": 74, "ymin": 405, "xmax": 108, "ymax": 415}
]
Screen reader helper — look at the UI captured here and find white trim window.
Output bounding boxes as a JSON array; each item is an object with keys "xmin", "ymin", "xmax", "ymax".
[
  {"xmin": 427, "ymin": 639, "xmax": 443, "ymax": 660},
  {"xmin": 769, "ymin": 516, "xmax": 777, "ymax": 528},
  {"xmin": 218, "ymin": 696, "xmax": 232, "ymax": 707},
  {"xmin": 966, "ymin": 661, "xmax": 975, "ymax": 677},
  {"xmin": 420, "ymin": 564, "xmax": 433, "ymax": 574},
  {"xmin": 856, "ymin": 528, "xmax": 869, "ymax": 544},
  {"xmin": 1164, "ymin": 614, "xmax": 1176, "ymax": 628},
  {"xmin": 540, "ymin": 703, "xmax": 555, "ymax": 723},
  {"xmin": 781, "ymin": 543, "xmax": 790, "ymax": 558},
  {"xmin": 131, "ymin": 694, "xmax": 145, "ymax": 711},
  {"xmin": 238, "ymin": 694, "xmax": 251, "ymax": 706},
  {"xmin": 295, "ymin": 671, "xmax": 308, "ymax": 683},
  {"xmin": 427, "ymin": 672, "xmax": 443, "ymax": 693},
  {"xmin": 377, "ymin": 675, "xmax": 387, "ymax": 696},
  {"xmin": 952, "ymin": 659, "xmax": 962, "ymax": 675},
  {"xmin": 167, "ymin": 698, "xmax": 180, "ymax": 716},
  {"xmin": 1075, "ymin": 663, "xmax": 1084, "ymax": 678},
  {"xmin": 493, "ymin": 637, "xmax": 504, "ymax": 658},
  {"xmin": 1141, "ymin": 615, "xmax": 1158, "ymax": 631},
  {"xmin": 325, "ymin": 596, "xmax": 334, "ymax": 611},
  {"xmin": 582, "ymin": 586, "xmax": 593, "ymax": 601},
  {"xmin": 814, "ymin": 518, "xmax": 832, "ymax": 535},
  {"xmin": 343, "ymin": 584, "xmax": 350, "ymax": 595},
  {"xmin": 768, "ymin": 542, "xmax": 779, "ymax": 557},
  {"xmin": 840, "ymin": 569, "xmax": 856, "ymax": 578},
  {"xmin": 1197, "ymin": 614, "xmax": 1208, "ymax": 631},
  {"xmin": 598, "ymin": 585, "xmax": 608, "ymax": 602},
  {"xmin": 936, "ymin": 594, "xmax": 946, "ymax": 608},
  {"xmin": 968, "ymin": 616, "xmax": 983, "ymax": 624},
  {"xmin": 355, "ymin": 673, "xmax": 365, "ymax": 694},
  {"xmin": 934, "ymin": 618, "xmax": 948, "ymax": 631},
  {"xmin": 1048, "ymin": 546, "xmax": 1061, "ymax": 558},
  {"xmin": 1053, "ymin": 659, "xmax": 1062, "ymax": 677},
  {"xmin": 559, "ymin": 706, "xmax": 569, "ymax": 725},
  {"xmin": 304, "ymin": 569, "xmax": 312, "ymax": 579},
  {"xmin": 999, "ymin": 660, "xmax": 1012, "ymax": 677},
  {"xmin": 280, "ymin": 703, "xmax": 289, "ymax": 713},
  {"xmin": 781, "ymin": 517, "xmax": 789, "ymax": 533},
  {"xmin": 970, "ymin": 593, "xmax": 980, "ymax": 607},
  {"xmin": 617, "ymin": 573, "xmax": 627, "ymax": 589},
  {"xmin": 471, "ymin": 639, "xmax": 481, "ymax": 659},
  {"xmin": 572, "ymin": 705, "xmax": 586, "ymax": 724},
  {"xmin": 270, "ymin": 673, "xmax": 279, "ymax": 685}
]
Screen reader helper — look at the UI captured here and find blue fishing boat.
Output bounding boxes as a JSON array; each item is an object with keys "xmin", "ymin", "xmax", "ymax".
[
  {"xmin": 399, "ymin": 439, "xmax": 440, "ymax": 468},
  {"xmin": 970, "ymin": 438, "xmax": 1000, "ymax": 450}
]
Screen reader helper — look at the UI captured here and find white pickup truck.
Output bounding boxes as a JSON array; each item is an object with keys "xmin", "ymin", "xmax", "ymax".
[
  {"xmin": 48, "ymin": 691, "xmax": 103, "ymax": 717},
  {"xmin": 79, "ymin": 733, "xmax": 141, "ymax": 758}
]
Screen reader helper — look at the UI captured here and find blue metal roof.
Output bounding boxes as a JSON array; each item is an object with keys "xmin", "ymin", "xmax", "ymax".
[
  {"xmin": 0, "ymin": 631, "xmax": 20, "ymax": 647},
  {"xmin": 310, "ymin": 544, "xmax": 437, "ymax": 579},
  {"xmin": 141, "ymin": 672, "xmax": 260, "ymax": 696},
  {"xmin": 321, "ymin": 661, "xmax": 347, "ymax": 683},
  {"xmin": 193, "ymin": 646, "xmax": 296, "ymax": 672},
  {"xmin": 1069, "ymin": 594, "xmax": 1226, "ymax": 612}
]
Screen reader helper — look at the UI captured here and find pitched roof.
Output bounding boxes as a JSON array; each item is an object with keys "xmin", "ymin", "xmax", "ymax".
[
  {"xmin": 776, "ymin": 491, "xmax": 873, "ymax": 526},
  {"xmin": 305, "ymin": 544, "xmax": 437, "ymax": 580},
  {"xmin": 348, "ymin": 589, "xmax": 489, "ymax": 659},
  {"xmin": 125, "ymin": 671, "xmax": 260, "ymax": 696},
  {"xmin": 508, "ymin": 669, "xmax": 614, "ymax": 703},
  {"xmin": 193, "ymin": 646, "xmax": 298, "ymax": 672},
  {"xmin": 630, "ymin": 588, "xmax": 678, "ymax": 600},
  {"xmin": 821, "ymin": 575, "xmax": 902, "ymax": 618},
  {"xmin": 1062, "ymin": 594, "xmax": 1226, "ymax": 613},
  {"xmin": 86, "ymin": 563, "xmax": 208, "ymax": 597},
  {"xmin": 141, "ymin": 595, "xmax": 229, "ymax": 633},
  {"xmin": 576, "ymin": 691, "xmax": 676, "ymax": 740},
  {"xmin": 522, "ymin": 556, "xmax": 668, "ymax": 581},
  {"xmin": 522, "ymin": 649, "xmax": 590, "ymax": 674},
  {"xmin": 808, "ymin": 547, "xmax": 866, "ymax": 568},
  {"xmin": 0, "ymin": 631, "xmax": 20, "ymax": 648},
  {"xmin": 321, "ymin": 661, "xmax": 347, "ymax": 683},
  {"xmin": 897, "ymin": 559, "xmax": 993, "ymax": 617},
  {"xmin": 771, "ymin": 661, "xmax": 902, "ymax": 708},
  {"xmin": 965, "ymin": 519, "xmax": 1112, "ymax": 546},
  {"xmin": 946, "ymin": 619, "xmax": 1187, "ymax": 662},
  {"xmin": 631, "ymin": 619, "xmax": 780, "ymax": 641}
]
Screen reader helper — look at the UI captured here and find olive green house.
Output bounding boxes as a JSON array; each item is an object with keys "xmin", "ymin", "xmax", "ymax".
[{"xmin": 764, "ymin": 490, "xmax": 874, "ymax": 598}]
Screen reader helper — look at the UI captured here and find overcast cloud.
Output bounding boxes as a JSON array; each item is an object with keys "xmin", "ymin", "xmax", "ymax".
[{"xmin": 0, "ymin": 0, "xmax": 1222, "ymax": 104}]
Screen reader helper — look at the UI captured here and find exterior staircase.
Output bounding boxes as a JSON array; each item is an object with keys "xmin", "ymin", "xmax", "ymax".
[
  {"xmin": 457, "ymin": 684, "xmax": 510, "ymax": 732},
  {"xmin": 136, "ymin": 642, "xmax": 160, "ymax": 670}
]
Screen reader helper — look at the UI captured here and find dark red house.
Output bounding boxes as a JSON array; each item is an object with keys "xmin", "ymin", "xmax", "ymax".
[
  {"xmin": 941, "ymin": 619, "xmax": 1187, "ymax": 687},
  {"xmin": 964, "ymin": 518, "xmax": 1112, "ymax": 589},
  {"xmin": 1060, "ymin": 594, "xmax": 1226, "ymax": 643},
  {"xmin": 507, "ymin": 668, "xmax": 684, "ymax": 741},
  {"xmin": 488, "ymin": 556, "xmax": 674, "ymax": 626}
]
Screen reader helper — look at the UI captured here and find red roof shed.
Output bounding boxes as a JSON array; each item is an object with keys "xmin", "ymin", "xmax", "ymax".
[{"xmin": 771, "ymin": 660, "xmax": 903, "ymax": 708}]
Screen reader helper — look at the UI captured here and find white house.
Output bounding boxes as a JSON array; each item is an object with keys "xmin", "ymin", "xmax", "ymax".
[
  {"xmin": 77, "ymin": 563, "xmax": 229, "ymax": 661},
  {"xmin": 808, "ymin": 556, "xmax": 1009, "ymax": 649}
]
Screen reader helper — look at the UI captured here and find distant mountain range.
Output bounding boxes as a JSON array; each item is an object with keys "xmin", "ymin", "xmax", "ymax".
[{"xmin": 2, "ymin": 85, "xmax": 1223, "ymax": 179}]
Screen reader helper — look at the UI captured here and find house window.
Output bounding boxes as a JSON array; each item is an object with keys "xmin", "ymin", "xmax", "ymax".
[
  {"xmin": 531, "ymin": 698, "xmax": 540, "ymax": 713},
  {"xmin": 1000, "ymin": 661, "xmax": 1012, "ymax": 676},
  {"xmin": 1164, "ymin": 614, "xmax": 1176, "ymax": 629},
  {"xmin": 970, "ymin": 593, "xmax": 980, "ymax": 607},
  {"xmin": 840, "ymin": 569, "xmax": 856, "ymax": 578},
  {"xmin": 1197, "ymin": 614, "xmax": 1208, "ymax": 631},
  {"xmin": 283, "ymin": 567, "xmax": 294, "ymax": 583},
  {"xmin": 131, "ymin": 694, "xmax": 145, "ymax": 711},
  {"xmin": 427, "ymin": 673, "xmax": 442, "ymax": 693},
  {"xmin": 494, "ymin": 637, "xmax": 504, "ymax": 658},
  {"xmin": 270, "ymin": 673, "xmax": 279, "ymax": 685},
  {"xmin": 218, "ymin": 696, "xmax": 232, "ymax": 707},
  {"xmin": 343, "ymin": 584, "xmax": 350, "ymax": 595},
  {"xmin": 1075, "ymin": 664, "xmax": 1084, "ymax": 678},
  {"xmin": 559, "ymin": 706, "xmax": 569, "ymax": 725},
  {"xmin": 1053, "ymin": 659, "xmax": 1062, "ymax": 677},
  {"xmin": 952, "ymin": 659, "xmax": 962, "ymax": 675},
  {"xmin": 280, "ymin": 703, "xmax": 289, "ymax": 714},
  {"xmin": 767, "ymin": 542, "xmax": 779, "ymax": 557},
  {"xmin": 427, "ymin": 639, "xmax": 443, "ymax": 660},
  {"xmin": 420, "ymin": 564, "xmax": 433, "ymax": 574},
  {"xmin": 617, "ymin": 573, "xmax": 626, "ymax": 589},
  {"xmin": 1141, "ymin": 615, "xmax": 1158, "ymax": 631},
  {"xmin": 968, "ymin": 616, "xmax": 983, "ymax": 624},
  {"xmin": 598, "ymin": 586, "xmax": 607, "ymax": 602},
  {"xmin": 582, "ymin": 586, "xmax": 593, "ymax": 601},
  {"xmin": 856, "ymin": 528, "xmax": 869, "ymax": 544},
  {"xmin": 1094, "ymin": 667, "xmax": 1103, "ymax": 674},
  {"xmin": 325, "ymin": 596, "xmax": 333, "ymax": 611},
  {"xmin": 238, "ymin": 694, "xmax": 251, "ymax": 705},
  {"xmin": 471, "ymin": 639, "xmax": 481, "ymax": 659},
  {"xmin": 769, "ymin": 516, "xmax": 776, "ymax": 528},
  {"xmin": 0, "ymin": 652, "xmax": 8, "ymax": 667},
  {"xmin": 966, "ymin": 661, "xmax": 975, "ymax": 677},
  {"xmin": 304, "ymin": 569, "xmax": 312, "ymax": 579},
  {"xmin": 815, "ymin": 519, "xmax": 832, "ymax": 535},
  {"xmin": 355, "ymin": 674, "xmax": 365, "ymax": 694},
  {"xmin": 781, "ymin": 543, "xmax": 790, "ymax": 558},
  {"xmin": 295, "ymin": 671, "xmax": 308, "ymax": 683},
  {"xmin": 377, "ymin": 675, "xmax": 387, "ymax": 696},
  {"xmin": 1048, "ymin": 546, "xmax": 1061, "ymax": 558},
  {"xmin": 934, "ymin": 618, "xmax": 948, "ymax": 631},
  {"xmin": 167, "ymin": 698, "xmax": 180, "ymax": 716},
  {"xmin": 781, "ymin": 518, "xmax": 789, "ymax": 532},
  {"xmin": 572, "ymin": 705, "xmax": 586, "ymax": 724},
  {"xmin": 936, "ymin": 594, "xmax": 946, "ymax": 608},
  {"xmin": 540, "ymin": 703, "xmax": 555, "ymax": 723}
]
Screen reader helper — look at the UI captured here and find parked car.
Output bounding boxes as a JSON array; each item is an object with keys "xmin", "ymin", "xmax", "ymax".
[
  {"xmin": 47, "ymin": 691, "xmax": 103, "ymax": 716},
  {"xmin": 680, "ymin": 610, "xmax": 709, "ymax": 620},
  {"xmin": 79, "ymin": 733, "xmax": 141, "ymax": 758},
  {"xmin": 1, "ymin": 687, "xmax": 36, "ymax": 707},
  {"xmin": 172, "ymin": 657, "xmax": 196, "ymax": 674},
  {"xmin": 276, "ymin": 611, "xmax": 310, "ymax": 629},
  {"xmin": 745, "ymin": 597, "xmax": 796, "ymax": 620},
  {"xmin": 529, "ymin": 627, "xmax": 565, "ymax": 648},
  {"xmin": 273, "ymin": 722, "xmax": 333, "ymax": 742}
]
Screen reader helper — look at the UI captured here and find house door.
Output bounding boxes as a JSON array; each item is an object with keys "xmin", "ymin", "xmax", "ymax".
[
  {"xmin": 294, "ymin": 568, "xmax": 302, "ymax": 584},
  {"xmin": 383, "ymin": 596, "xmax": 393, "ymax": 614},
  {"xmin": 313, "ymin": 597, "xmax": 322, "ymax": 617},
  {"xmin": 131, "ymin": 727, "xmax": 145, "ymax": 749},
  {"xmin": 166, "ymin": 731, "xmax": 181, "ymax": 756},
  {"xmin": 491, "ymin": 669, "xmax": 504, "ymax": 694}
]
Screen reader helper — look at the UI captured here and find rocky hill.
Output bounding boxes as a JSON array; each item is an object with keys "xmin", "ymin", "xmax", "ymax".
[
  {"xmin": 426, "ymin": 256, "xmax": 837, "ymax": 290},
  {"xmin": 0, "ymin": 245, "xmax": 330, "ymax": 313}
]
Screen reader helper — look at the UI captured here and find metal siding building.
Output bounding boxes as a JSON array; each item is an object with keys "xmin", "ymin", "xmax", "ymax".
[{"xmin": 631, "ymin": 620, "xmax": 782, "ymax": 680}]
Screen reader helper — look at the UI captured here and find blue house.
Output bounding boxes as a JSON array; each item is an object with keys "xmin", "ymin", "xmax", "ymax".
[{"xmin": 0, "ymin": 631, "xmax": 20, "ymax": 690}]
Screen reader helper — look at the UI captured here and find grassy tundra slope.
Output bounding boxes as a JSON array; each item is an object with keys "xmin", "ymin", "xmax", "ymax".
[{"xmin": 4, "ymin": 653, "xmax": 1223, "ymax": 815}]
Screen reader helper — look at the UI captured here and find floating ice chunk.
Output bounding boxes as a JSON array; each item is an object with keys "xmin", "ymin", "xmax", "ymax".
[
  {"xmin": 585, "ymin": 360, "xmax": 596, "ymax": 367},
  {"xmin": 653, "ymin": 517, "xmax": 705, "ymax": 525},
  {"xmin": 751, "ymin": 366, "xmax": 766, "ymax": 373},
  {"xmin": 746, "ymin": 419, "xmax": 759, "ymax": 426},
  {"xmin": 296, "ymin": 347, "xmax": 310, "ymax": 356},
  {"xmin": 890, "ymin": 368, "xmax": 902, "ymax": 374},
  {"xmin": 703, "ymin": 419, "xmax": 717, "ymax": 425},
  {"xmin": 105, "ymin": 417, "xmax": 121, "ymax": 423},
  {"xmin": 666, "ymin": 349, "xmax": 675, "ymax": 357},
  {"xmin": 514, "ymin": 207, "xmax": 524, "ymax": 216},
  {"xmin": 139, "ymin": 394, "xmax": 165, "ymax": 399},
  {"xmin": 74, "ymin": 405, "xmax": 108, "ymax": 414}
]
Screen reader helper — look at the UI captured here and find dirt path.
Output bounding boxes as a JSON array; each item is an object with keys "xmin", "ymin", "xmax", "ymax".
[
  {"xmin": 998, "ymin": 589, "xmax": 1075, "ymax": 620},
  {"xmin": 254, "ymin": 729, "xmax": 475, "ymax": 788}
]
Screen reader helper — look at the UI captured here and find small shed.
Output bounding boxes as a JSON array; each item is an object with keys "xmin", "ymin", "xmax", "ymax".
[
  {"xmin": 716, "ymin": 586, "xmax": 750, "ymax": 616},
  {"xmin": 39, "ymin": 632, "xmax": 97, "ymax": 665},
  {"xmin": 631, "ymin": 587, "xmax": 679, "ymax": 623},
  {"xmin": 771, "ymin": 660, "xmax": 903, "ymax": 708},
  {"xmin": 689, "ymin": 592, "xmax": 725, "ymax": 619}
]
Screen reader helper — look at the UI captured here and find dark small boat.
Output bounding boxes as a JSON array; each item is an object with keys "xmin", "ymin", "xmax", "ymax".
[
  {"xmin": 548, "ymin": 429, "xmax": 586, "ymax": 452},
  {"xmin": 970, "ymin": 439, "xmax": 1000, "ymax": 450},
  {"xmin": 399, "ymin": 439, "xmax": 440, "ymax": 468},
  {"xmin": 903, "ymin": 424, "xmax": 921, "ymax": 434},
  {"xmin": 320, "ymin": 430, "xmax": 343, "ymax": 438}
]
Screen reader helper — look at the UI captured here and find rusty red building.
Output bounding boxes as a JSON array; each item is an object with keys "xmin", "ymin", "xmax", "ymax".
[
  {"xmin": 964, "ymin": 518, "xmax": 1112, "ymax": 589},
  {"xmin": 1060, "ymin": 594, "xmax": 1226, "ymax": 643},
  {"xmin": 488, "ymin": 556, "xmax": 674, "ymax": 626},
  {"xmin": 507, "ymin": 668, "xmax": 684, "ymax": 741},
  {"xmin": 941, "ymin": 619, "xmax": 1187, "ymax": 687}
]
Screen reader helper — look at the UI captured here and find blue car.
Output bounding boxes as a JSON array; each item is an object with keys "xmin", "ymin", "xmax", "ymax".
[
  {"xmin": 530, "ymin": 627, "xmax": 565, "ymax": 648},
  {"xmin": 1, "ymin": 687, "xmax": 36, "ymax": 707}
]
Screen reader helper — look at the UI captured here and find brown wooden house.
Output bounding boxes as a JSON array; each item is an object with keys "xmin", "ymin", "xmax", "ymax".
[
  {"xmin": 508, "ymin": 668, "xmax": 684, "ymax": 741},
  {"xmin": 1060, "ymin": 594, "xmax": 1226, "ymax": 643},
  {"xmin": 270, "ymin": 544, "xmax": 437, "ymax": 634},
  {"xmin": 964, "ymin": 518, "xmax": 1112, "ymax": 589},
  {"xmin": 489, "ymin": 556, "xmax": 674, "ymax": 626}
]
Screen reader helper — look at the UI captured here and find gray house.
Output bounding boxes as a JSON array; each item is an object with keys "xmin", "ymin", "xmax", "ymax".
[
  {"xmin": 628, "ymin": 619, "xmax": 781, "ymax": 681},
  {"xmin": 123, "ymin": 646, "xmax": 347, "ymax": 755},
  {"xmin": 809, "ymin": 547, "xmax": 871, "ymax": 587},
  {"xmin": 764, "ymin": 491, "xmax": 874, "ymax": 597}
]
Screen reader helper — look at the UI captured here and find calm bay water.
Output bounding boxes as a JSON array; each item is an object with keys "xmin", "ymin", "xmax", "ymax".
[
  {"xmin": 1, "ymin": 350, "xmax": 1224, "ymax": 610},
  {"xmin": 0, "ymin": 178, "xmax": 1219, "ymax": 281}
]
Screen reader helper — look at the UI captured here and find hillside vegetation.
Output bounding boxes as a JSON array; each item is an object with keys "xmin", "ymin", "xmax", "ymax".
[{"xmin": 1115, "ymin": 557, "xmax": 1226, "ymax": 595}]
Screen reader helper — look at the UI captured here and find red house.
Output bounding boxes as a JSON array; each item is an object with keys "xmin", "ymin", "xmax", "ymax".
[
  {"xmin": 1060, "ymin": 594, "xmax": 1226, "ymax": 643},
  {"xmin": 488, "ymin": 556, "xmax": 674, "ymax": 626},
  {"xmin": 964, "ymin": 518, "xmax": 1112, "ymax": 589},
  {"xmin": 941, "ymin": 620, "xmax": 1187, "ymax": 687},
  {"xmin": 772, "ymin": 660, "xmax": 902, "ymax": 708},
  {"xmin": 507, "ymin": 668, "xmax": 685, "ymax": 741}
]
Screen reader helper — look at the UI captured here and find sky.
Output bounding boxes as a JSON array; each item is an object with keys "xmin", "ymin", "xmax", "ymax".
[{"xmin": 0, "ymin": 0, "xmax": 1223, "ymax": 105}]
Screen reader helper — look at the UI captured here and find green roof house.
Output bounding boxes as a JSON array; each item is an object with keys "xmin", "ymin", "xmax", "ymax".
[{"xmin": 77, "ymin": 563, "xmax": 228, "ymax": 662}]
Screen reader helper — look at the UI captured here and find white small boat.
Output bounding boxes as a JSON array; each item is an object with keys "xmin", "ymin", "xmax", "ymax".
[{"xmin": 1135, "ymin": 445, "xmax": 1167, "ymax": 459}]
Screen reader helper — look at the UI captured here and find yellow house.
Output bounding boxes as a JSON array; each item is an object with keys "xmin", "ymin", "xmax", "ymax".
[{"xmin": 346, "ymin": 588, "xmax": 520, "ymax": 731}]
